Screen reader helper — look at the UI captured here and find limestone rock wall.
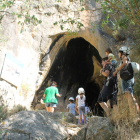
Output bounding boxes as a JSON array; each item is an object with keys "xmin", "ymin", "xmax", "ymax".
[{"xmin": 0, "ymin": 0, "xmax": 118, "ymax": 110}]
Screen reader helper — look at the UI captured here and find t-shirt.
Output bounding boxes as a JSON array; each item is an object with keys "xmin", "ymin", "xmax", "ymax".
[
  {"xmin": 108, "ymin": 53, "xmax": 115, "ymax": 61},
  {"xmin": 43, "ymin": 86, "xmax": 59, "ymax": 104},
  {"xmin": 76, "ymin": 95, "xmax": 86, "ymax": 107},
  {"xmin": 103, "ymin": 64, "xmax": 116, "ymax": 87},
  {"xmin": 67, "ymin": 103, "xmax": 76, "ymax": 115}
]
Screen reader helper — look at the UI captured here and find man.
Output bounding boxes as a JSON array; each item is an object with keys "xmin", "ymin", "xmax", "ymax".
[
  {"xmin": 113, "ymin": 46, "xmax": 139, "ymax": 117},
  {"xmin": 98, "ymin": 57, "xmax": 118, "ymax": 117},
  {"xmin": 43, "ymin": 81, "xmax": 61, "ymax": 112}
]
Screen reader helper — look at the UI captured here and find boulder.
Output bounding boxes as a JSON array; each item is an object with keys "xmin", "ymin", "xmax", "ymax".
[
  {"xmin": 68, "ymin": 116, "xmax": 113, "ymax": 140},
  {"xmin": 86, "ymin": 116, "xmax": 113, "ymax": 140},
  {"xmin": 0, "ymin": 110, "xmax": 76, "ymax": 140}
]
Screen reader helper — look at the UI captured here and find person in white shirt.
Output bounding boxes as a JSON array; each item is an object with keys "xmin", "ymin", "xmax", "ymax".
[{"xmin": 76, "ymin": 87, "xmax": 86, "ymax": 124}]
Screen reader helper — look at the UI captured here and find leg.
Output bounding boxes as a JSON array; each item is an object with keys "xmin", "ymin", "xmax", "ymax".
[
  {"xmin": 125, "ymin": 93, "xmax": 138, "ymax": 117},
  {"xmin": 45, "ymin": 103, "xmax": 50, "ymax": 112},
  {"xmin": 46, "ymin": 107, "xmax": 49, "ymax": 112},
  {"xmin": 83, "ymin": 114, "xmax": 86, "ymax": 123},
  {"xmin": 113, "ymin": 104, "xmax": 118, "ymax": 112},
  {"xmin": 49, "ymin": 107, "xmax": 54, "ymax": 112},
  {"xmin": 99, "ymin": 102, "xmax": 111, "ymax": 117},
  {"xmin": 79, "ymin": 115, "xmax": 82, "ymax": 124}
]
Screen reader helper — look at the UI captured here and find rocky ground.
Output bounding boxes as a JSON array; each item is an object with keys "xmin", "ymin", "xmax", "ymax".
[{"xmin": 0, "ymin": 110, "xmax": 112, "ymax": 140}]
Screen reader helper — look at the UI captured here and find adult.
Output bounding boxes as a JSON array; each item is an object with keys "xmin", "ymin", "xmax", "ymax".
[
  {"xmin": 98, "ymin": 57, "xmax": 118, "ymax": 117},
  {"xmin": 113, "ymin": 46, "xmax": 140, "ymax": 117},
  {"xmin": 43, "ymin": 81, "xmax": 61, "ymax": 112}
]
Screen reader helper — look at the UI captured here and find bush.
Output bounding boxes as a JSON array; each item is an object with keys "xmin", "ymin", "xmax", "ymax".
[
  {"xmin": 0, "ymin": 95, "xmax": 27, "ymax": 122},
  {"xmin": 0, "ymin": 96, "xmax": 7, "ymax": 122}
]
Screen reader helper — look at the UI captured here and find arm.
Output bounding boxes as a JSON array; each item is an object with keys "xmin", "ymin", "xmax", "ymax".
[
  {"xmin": 106, "ymin": 57, "xmax": 112, "ymax": 62},
  {"xmin": 113, "ymin": 56, "xmax": 127, "ymax": 76},
  {"xmin": 101, "ymin": 70, "xmax": 110, "ymax": 77},
  {"xmin": 75, "ymin": 107, "xmax": 79, "ymax": 114},
  {"xmin": 67, "ymin": 108, "xmax": 69, "ymax": 112},
  {"xmin": 55, "ymin": 88, "xmax": 62, "ymax": 97},
  {"xmin": 76, "ymin": 98, "xmax": 78, "ymax": 108},
  {"xmin": 43, "ymin": 94, "xmax": 46, "ymax": 98},
  {"xmin": 105, "ymin": 61, "xmax": 111, "ymax": 65},
  {"xmin": 43, "ymin": 89, "xmax": 47, "ymax": 98},
  {"xmin": 56, "ymin": 94, "xmax": 61, "ymax": 97}
]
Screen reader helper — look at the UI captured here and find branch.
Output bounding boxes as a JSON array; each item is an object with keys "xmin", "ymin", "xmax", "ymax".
[
  {"xmin": 126, "ymin": 0, "xmax": 135, "ymax": 18},
  {"xmin": 105, "ymin": 0, "xmax": 140, "ymax": 27},
  {"xmin": 0, "ymin": 11, "xmax": 11, "ymax": 14},
  {"xmin": 133, "ymin": 0, "xmax": 140, "ymax": 14}
]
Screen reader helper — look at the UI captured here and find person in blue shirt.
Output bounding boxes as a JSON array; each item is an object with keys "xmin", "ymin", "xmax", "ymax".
[{"xmin": 67, "ymin": 97, "xmax": 76, "ymax": 116}]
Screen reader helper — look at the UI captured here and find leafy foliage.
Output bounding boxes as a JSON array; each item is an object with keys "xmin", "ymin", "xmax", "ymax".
[
  {"xmin": 0, "ymin": 0, "xmax": 42, "ymax": 33},
  {"xmin": 0, "ymin": 96, "xmax": 7, "ymax": 122},
  {"xmin": 53, "ymin": 17, "xmax": 84, "ymax": 34}
]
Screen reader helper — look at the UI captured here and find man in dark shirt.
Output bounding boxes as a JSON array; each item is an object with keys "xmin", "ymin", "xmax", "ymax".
[{"xmin": 98, "ymin": 57, "xmax": 118, "ymax": 117}]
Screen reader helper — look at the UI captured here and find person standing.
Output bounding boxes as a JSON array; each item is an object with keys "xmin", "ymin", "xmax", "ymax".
[
  {"xmin": 67, "ymin": 97, "xmax": 76, "ymax": 116},
  {"xmin": 43, "ymin": 81, "xmax": 61, "ymax": 112},
  {"xmin": 113, "ymin": 46, "xmax": 140, "ymax": 118},
  {"xmin": 76, "ymin": 87, "xmax": 86, "ymax": 124},
  {"xmin": 98, "ymin": 57, "xmax": 118, "ymax": 117}
]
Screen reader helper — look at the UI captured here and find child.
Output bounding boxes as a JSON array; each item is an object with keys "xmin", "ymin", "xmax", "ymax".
[
  {"xmin": 105, "ymin": 48, "xmax": 117, "ymax": 68},
  {"xmin": 67, "ymin": 97, "xmax": 76, "ymax": 116},
  {"xmin": 76, "ymin": 87, "xmax": 86, "ymax": 124}
]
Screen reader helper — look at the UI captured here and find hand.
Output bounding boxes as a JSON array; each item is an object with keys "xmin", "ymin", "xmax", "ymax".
[
  {"xmin": 113, "ymin": 71, "xmax": 117, "ymax": 76},
  {"xmin": 59, "ymin": 94, "xmax": 62, "ymax": 97}
]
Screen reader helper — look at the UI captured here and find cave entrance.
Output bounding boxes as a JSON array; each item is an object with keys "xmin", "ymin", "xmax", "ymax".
[{"xmin": 37, "ymin": 37, "xmax": 103, "ymax": 114}]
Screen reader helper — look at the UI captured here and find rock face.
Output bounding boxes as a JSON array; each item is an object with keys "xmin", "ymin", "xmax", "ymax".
[
  {"xmin": 0, "ymin": 111, "xmax": 75, "ymax": 140},
  {"xmin": 0, "ymin": 111, "xmax": 113, "ymax": 140},
  {"xmin": 0, "ymin": 0, "xmax": 120, "ymax": 110}
]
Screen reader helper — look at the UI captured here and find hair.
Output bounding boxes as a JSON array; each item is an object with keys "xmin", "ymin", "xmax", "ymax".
[
  {"xmin": 51, "ymin": 81, "xmax": 57, "ymax": 86},
  {"xmin": 102, "ymin": 57, "xmax": 108, "ymax": 61},
  {"xmin": 105, "ymin": 48, "xmax": 112, "ymax": 53}
]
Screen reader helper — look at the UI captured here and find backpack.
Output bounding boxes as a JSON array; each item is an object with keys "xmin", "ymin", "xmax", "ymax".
[{"xmin": 120, "ymin": 62, "xmax": 134, "ymax": 81}]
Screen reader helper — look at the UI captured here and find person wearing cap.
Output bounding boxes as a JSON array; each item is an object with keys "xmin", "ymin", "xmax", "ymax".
[
  {"xmin": 43, "ymin": 81, "xmax": 62, "ymax": 112},
  {"xmin": 76, "ymin": 87, "xmax": 86, "ymax": 124},
  {"xmin": 67, "ymin": 97, "xmax": 76, "ymax": 116},
  {"xmin": 113, "ymin": 46, "xmax": 140, "ymax": 118}
]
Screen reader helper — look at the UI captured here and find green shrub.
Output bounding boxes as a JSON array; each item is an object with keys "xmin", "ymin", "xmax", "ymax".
[{"xmin": 0, "ymin": 96, "xmax": 7, "ymax": 122}]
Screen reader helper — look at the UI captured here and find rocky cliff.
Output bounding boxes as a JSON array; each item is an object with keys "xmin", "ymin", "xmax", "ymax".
[{"xmin": 0, "ymin": 0, "xmax": 123, "ymax": 111}]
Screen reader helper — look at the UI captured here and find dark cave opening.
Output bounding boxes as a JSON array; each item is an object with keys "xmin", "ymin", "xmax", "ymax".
[{"xmin": 36, "ymin": 37, "xmax": 103, "ymax": 115}]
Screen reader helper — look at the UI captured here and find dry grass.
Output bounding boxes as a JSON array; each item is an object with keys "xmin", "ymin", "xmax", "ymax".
[{"xmin": 110, "ymin": 94, "xmax": 140, "ymax": 140}]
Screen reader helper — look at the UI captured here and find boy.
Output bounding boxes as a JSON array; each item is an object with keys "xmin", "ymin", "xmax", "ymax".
[
  {"xmin": 67, "ymin": 97, "xmax": 76, "ymax": 116},
  {"xmin": 105, "ymin": 48, "xmax": 117, "ymax": 68},
  {"xmin": 76, "ymin": 87, "xmax": 86, "ymax": 124}
]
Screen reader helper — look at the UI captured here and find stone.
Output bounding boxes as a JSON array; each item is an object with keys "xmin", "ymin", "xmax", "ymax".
[
  {"xmin": 66, "ymin": 116, "xmax": 113, "ymax": 140},
  {"xmin": 85, "ymin": 116, "xmax": 113, "ymax": 140},
  {"xmin": 0, "ymin": 110, "xmax": 70, "ymax": 140}
]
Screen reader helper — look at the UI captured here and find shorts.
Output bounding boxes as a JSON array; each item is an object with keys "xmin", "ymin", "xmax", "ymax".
[
  {"xmin": 78, "ymin": 106, "xmax": 85, "ymax": 115},
  {"xmin": 111, "ymin": 60, "xmax": 117, "ymax": 68},
  {"xmin": 121, "ymin": 77, "xmax": 134, "ymax": 95},
  {"xmin": 98, "ymin": 85, "xmax": 117, "ymax": 105},
  {"xmin": 45, "ymin": 103, "xmax": 57, "ymax": 107}
]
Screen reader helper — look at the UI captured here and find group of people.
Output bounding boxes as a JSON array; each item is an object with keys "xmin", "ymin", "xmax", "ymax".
[
  {"xmin": 98, "ymin": 46, "xmax": 140, "ymax": 118},
  {"xmin": 42, "ymin": 46, "xmax": 140, "ymax": 124},
  {"xmin": 67, "ymin": 88, "xmax": 91, "ymax": 124},
  {"xmin": 43, "ymin": 82, "xmax": 91, "ymax": 124}
]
